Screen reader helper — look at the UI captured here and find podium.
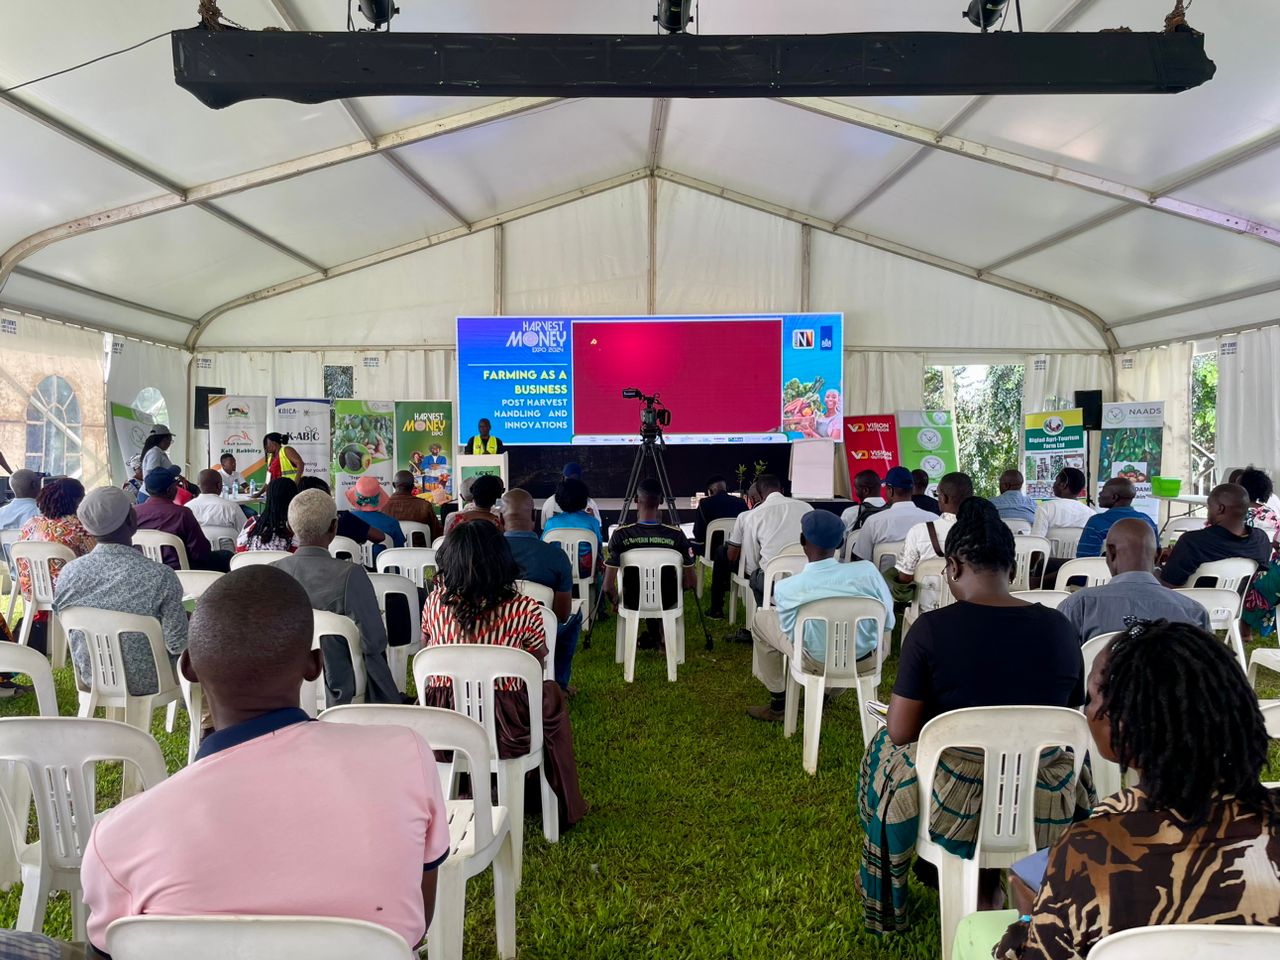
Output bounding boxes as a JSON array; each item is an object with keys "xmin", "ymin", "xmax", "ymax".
[{"xmin": 455, "ymin": 454, "xmax": 508, "ymax": 504}]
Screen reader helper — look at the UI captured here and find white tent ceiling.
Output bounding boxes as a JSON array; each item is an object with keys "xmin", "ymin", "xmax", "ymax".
[{"xmin": 2, "ymin": 0, "xmax": 1279, "ymax": 354}]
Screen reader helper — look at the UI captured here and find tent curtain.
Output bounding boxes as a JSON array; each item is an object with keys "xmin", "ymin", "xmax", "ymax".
[
  {"xmin": 1114, "ymin": 343, "xmax": 1192, "ymax": 487},
  {"xmin": 105, "ymin": 336, "xmax": 190, "ymax": 483},
  {"xmin": 1021, "ymin": 353, "xmax": 1112, "ymax": 416},
  {"xmin": 1217, "ymin": 328, "xmax": 1280, "ymax": 478}
]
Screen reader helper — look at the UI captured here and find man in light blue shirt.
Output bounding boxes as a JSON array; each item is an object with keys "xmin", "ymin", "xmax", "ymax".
[
  {"xmin": 0, "ymin": 469, "xmax": 40, "ymax": 532},
  {"xmin": 747, "ymin": 510, "xmax": 895, "ymax": 722},
  {"xmin": 987, "ymin": 468, "xmax": 1037, "ymax": 525}
]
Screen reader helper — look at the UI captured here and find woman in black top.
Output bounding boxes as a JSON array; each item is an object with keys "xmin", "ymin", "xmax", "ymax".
[{"xmin": 857, "ymin": 498, "xmax": 1093, "ymax": 935}]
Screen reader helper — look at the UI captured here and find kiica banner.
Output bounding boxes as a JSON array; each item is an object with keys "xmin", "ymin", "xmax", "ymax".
[
  {"xmin": 208, "ymin": 395, "xmax": 269, "ymax": 485},
  {"xmin": 842, "ymin": 415, "xmax": 899, "ymax": 483},
  {"xmin": 896, "ymin": 411, "xmax": 959, "ymax": 495},
  {"xmin": 394, "ymin": 400, "xmax": 454, "ymax": 497},
  {"xmin": 1098, "ymin": 401, "xmax": 1164, "ymax": 523},
  {"xmin": 272, "ymin": 398, "xmax": 331, "ymax": 484},
  {"xmin": 1024, "ymin": 408, "xmax": 1086, "ymax": 501}
]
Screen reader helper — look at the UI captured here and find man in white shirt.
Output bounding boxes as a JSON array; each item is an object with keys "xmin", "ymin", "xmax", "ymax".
[
  {"xmin": 852, "ymin": 466, "xmax": 937, "ymax": 565},
  {"xmin": 187, "ymin": 469, "xmax": 247, "ymax": 534},
  {"xmin": 217, "ymin": 453, "xmax": 244, "ymax": 495},
  {"xmin": 892, "ymin": 472, "xmax": 974, "ymax": 599},
  {"xmin": 1030, "ymin": 467, "xmax": 1096, "ymax": 537},
  {"xmin": 723, "ymin": 474, "xmax": 812, "ymax": 608}
]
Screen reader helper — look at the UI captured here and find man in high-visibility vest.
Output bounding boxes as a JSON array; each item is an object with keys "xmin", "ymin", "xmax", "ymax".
[{"xmin": 461, "ymin": 418, "xmax": 505, "ymax": 455}]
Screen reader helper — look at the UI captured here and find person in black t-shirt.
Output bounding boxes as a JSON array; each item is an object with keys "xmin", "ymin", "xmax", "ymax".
[
  {"xmin": 1158, "ymin": 482, "xmax": 1273, "ymax": 587},
  {"xmin": 910, "ymin": 469, "xmax": 941, "ymax": 515},
  {"xmin": 692, "ymin": 475, "xmax": 747, "ymax": 552},
  {"xmin": 856, "ymin": 498, "xmax": 1090, "ymax": 933},
  {"xmin": 605, "ymin": 478, "xmax": 695, "ymax": 644}
]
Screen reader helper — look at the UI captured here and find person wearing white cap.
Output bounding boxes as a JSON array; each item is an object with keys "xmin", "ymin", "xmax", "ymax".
[
  {"xmin": 54, "ymin": 486, "xmax": 188, "ymax": 696},
  {"xmin": 141, "ymin": 423, "xmax": 179, "ymax": 477}
]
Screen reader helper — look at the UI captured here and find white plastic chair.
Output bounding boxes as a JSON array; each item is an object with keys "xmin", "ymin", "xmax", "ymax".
[
  {"xmin": 431, "ymin": 536, "xmax": 447, "ymax": 549},
  {"xmin": 614, "ymin": 548, "xmax": 686, "ymax": 683},
  {"xmin": 328, "ymin": 535, "xmax": 363, "ymax": 562},
  {"xmin": 2, "ymin": 528, "xmax": 21, "ymax": 622},
  {"xmin": 375, "ymin": 547, "xmax": 437, "ymax": 588},
  {"xmin": 543, "ymin": 529, "xmax": 598, "ymax": 629},
  {"xmin": 1046, "ymin": 525, "xmax": 1084, "ymax": 560},
  {"xmin": 914, "ymin": 705, "xmax": 1091, "ymax": 960},
  {"xmin": 1176, "ymin": 587, "xmax": 1248, "ymax": 669},
  {"xmin": 1011, "ymin": 589, "xmax": 1071, "ymax": 609},
  {"xmin": 9, "ymin": 541, "xmax": 73, "ymax": 666},
  {"xmin": 106, "ymin": 915, "xmax": 416, "ymax": 960},
  {"xmin": 201, "ymin": 524, "xmax": 238, "ymax": 552},
  {"xmin": 1088, "ymin": 924, "xmax": 1280, "ymax": 960},
  {"xmin": 1052, "ymin": 556, "xmax": 1112, "ymax": 592},
  {"xmin": 783, "ymin": 596, "xmax": 889, "ymax": 772},
  {"xmin": 175, "ymin": 569, "xmax": 223, "ymax": 602},
  {"xmin": 0, "ymin": 717, "xmax": 167, "ymax": 941},
  {"xmin": 695, "ymin": 516, "xmax": 736, "ymax": 601},
  {"xmin": 319, "ymin": 705, "xmax": 516, "ymax": 960},
  {"xmin": 904, "ymin": 556, "xmax": 954, "ymax": 633},
  {"xmin": 1002, "ymin": 518, "xmax": 1031, "ymax": 536},
  {"xmin": 413, "ymin": 645, "xmax": 557, "ymax": 890},
  {"xmin": 1186, "ymin": 557, "xmax": 1258, "ymax": 592},
  {"xmin": 133, "ymin": 529, "xmax": 190, "ymax": 570},
  {"xmin": 870, "ymin": 539, "xmax": 906, "ymax": 573},
  {"xmin": 1011, "ymin": 536, "xmax": 1051, "ymax": 592},
  {"xmin": 229, "ymin": 549, "xmax": 293, "ymax": 570},
  {"xmin": 1081, "ymin": 631, "xmax": 1125, "ymax": 797},
  {"xmin": 0, "ymin": 646, "xmax": 60, "ymax": 892},
  {"xmin": 1162, "ymin": 516, "xmax": 1206, "ymax": 542},
  {"xmin": 515, "ymin": 579, "xmax": 555, "ymax": 609},
  {"xmin": 369, "ymin": 572, "xmax": 422, "ymax": 696},
  {"xmin": 751, "ymin": 553, "xmax": 808, "ymax": 683},
  {"xmin": 399, "ymin": 520, "xmax": 435, "ymax": 548},
  {"xmin": 1262, "ymin": 701, "xmax": 1280, "ymax": 788},
  {"xmin": 1248, "ymin": 647, "xmax": 1280, "ymax": 691},
  {"xmin": 537, "ymin": 605, "xmax": 558, "ymax": 683},
  {"xmin": 304, "ymin": 611, "xmax": 367, "ymax": 716}
]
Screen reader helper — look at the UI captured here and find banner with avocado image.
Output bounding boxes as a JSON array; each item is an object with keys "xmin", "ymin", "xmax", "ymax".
[
  {"xmin": 896, "ymin": 411, "xmax": 959, "ymax": 495},
  {"xmin": 332, "ymin": 399, "xmax": 395, "ymax": 505},
  {"xmin": 1024, "ymin": 408, "xmax": 1086, "ymax": 501},
  {"xmin": 1098, "ymin": 401, "xmax": 1164, "ymax": 523},
  {"xmin": 394, "ymin": 400, "xmax": 454, "ymax": 497}
]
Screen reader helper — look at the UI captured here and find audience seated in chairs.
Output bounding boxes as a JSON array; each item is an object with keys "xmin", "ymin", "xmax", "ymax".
[
  {"xmin": 80, "ymin": 566, "xmax": 450, "ymax": 955},
  {"xmin": 858, "ymin": 498, "xmax": 1092, "ymax": 933},
  {"xmin": 851, "ymin": 466, "xmax": 935, "ymax": 565},
  {"xmin": 298, "ymin": 475, "xmax": 385, "ymax": 553},
  {"xmin": 421, "ymin": 521, "xmax": 587, "ymax": 830},
  {"xmin": 1074, "ymin": 478, "xmax": 1158, "ymax": 558},
  {"xmin": 1237, "ymin": 465, "xmax": 1280, "ymax": 555},
  {"xmin": 691, "ymin": 474, "xmax": 747, "ymax": 554},
  {"xmin": 136, "ymin": 466, "xmax": 231, "ymax": 572},
  {"xmin": 383, "ymin": 469, "xmax": 443, "ymax": 542},
  {"xmin": 443, "ymin": 474, "xmax": 505, "ymax": 538},
  {"xmin": 747, "ymin": 510, "xmax": 894, "ymax": 723},
  {"xmin": 839, "ymin": 469, "xmax": 888, "ymax": 538},
  {"xmin": 540, "ymin": 462, "xmax": 603, "ymax": 529},
  {"xmin": 345, "ymin": 476, "xmax": 406, "ymax": 550},
  {"xmin": 889, "ymin": 472, "xmax": 974, "ymax": 605},
  {"xmin": 236, "ymin": 477, "xmax": 299, "ymax": 554},
  {"xmin": 54, "ymin": 486, "xmax": 188, "ymax": 697},
  {"xmin": 186, "ymin": 468, "xmax": 247, "ymax": 535},
  {"xmin": 540, "ymin": 477, "xmax": 600, "ymax": 581},
  {"xmin": 273, "ymin": 490, "xmax": 403, "ymax": 706},
  {"xmin": 1158, "ymin": 483, "xmax": 1272, "ymax": 587},
  {"xmin": 1059, "ymin": 518, "xmax": 1209, "ymax": 642},
  {"xmin": 712, "ymin": 473, "xmax": 812, "ymax": 620},
  {"xmin": 502, "ymin": 488, "xmax": 582, "ymax": 691},
  {"xmin": 983, "ymin": 619, "xmax": 1280, "ymax": 959},
  {"xmin": 987, "ymin": 469, "xmax": 1037, "ymax": 526},
  {"xmin": 15, "ymin": 478, "xmax": 94, "ymax": 652}
]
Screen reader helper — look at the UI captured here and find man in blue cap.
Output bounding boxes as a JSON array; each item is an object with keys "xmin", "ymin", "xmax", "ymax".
[
  {"xmin": 540, "ymin": 461, "xmax": 602, "ymax": 529},
  {"xmin": 748, "ymin": 510, "xmax": 895, "ymax": 722},
  {"xmin": 850, "ymin": 466, "xmax": 937, "ymax": 564},
  {"xmin": 135, "ymin": 465, "xmax": 232, "ymax": 572}
]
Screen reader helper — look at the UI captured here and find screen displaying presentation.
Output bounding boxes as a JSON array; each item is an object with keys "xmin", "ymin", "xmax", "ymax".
[{"xmin": 456, "ymin": 313, "xmax": 843, "ymax": 445}]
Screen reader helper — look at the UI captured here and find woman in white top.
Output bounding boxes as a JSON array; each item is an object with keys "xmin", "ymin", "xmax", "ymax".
[{"xmin": 140, "ymin": 425, "xmax": 178, "ymax": 476}]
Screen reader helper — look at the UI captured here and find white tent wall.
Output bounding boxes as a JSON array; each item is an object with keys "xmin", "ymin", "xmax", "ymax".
[
  {"xmin": 104, "ymin": 335, "xmax": 190, "ymax": 482},
  {"xmin": 1217, "ymin": 328, "xmax": 1280, "ymax": 479},
  {"xmin": 0, "ymin": 311, "xmax": 109, "ymax": 486},
  {"xmin": 1114, "ymin": 343, "xmax": 1193, "ymax": 488},
  {"xmin": 1021, "ymin": 354, "xmax": 1113, "ymax": 416}
]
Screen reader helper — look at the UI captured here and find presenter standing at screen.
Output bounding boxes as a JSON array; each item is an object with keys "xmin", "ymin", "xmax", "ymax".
[{"xmin": 462, "ymin": 418, "xmax": 505, "ymax": 455}]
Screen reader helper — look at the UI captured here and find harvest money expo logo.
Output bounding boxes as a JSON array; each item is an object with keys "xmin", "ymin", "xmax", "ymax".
[{"xmin": 506, "ymin": 320, "xmax": 567, "ymax": 352}]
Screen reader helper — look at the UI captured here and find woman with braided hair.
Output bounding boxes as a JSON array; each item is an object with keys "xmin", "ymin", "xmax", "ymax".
[
  {"xmin": 858, "ymin": 497, "xmax": 1093, "ymax": 934},
  {"xmin": 983, "ymin": 619, "xmax": 1280, "ymax": 959}
]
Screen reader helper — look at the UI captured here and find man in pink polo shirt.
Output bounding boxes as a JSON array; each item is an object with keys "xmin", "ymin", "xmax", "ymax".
[{"xmin": 80, "ymin": 566, "xmax": 451, "ymax": 953}]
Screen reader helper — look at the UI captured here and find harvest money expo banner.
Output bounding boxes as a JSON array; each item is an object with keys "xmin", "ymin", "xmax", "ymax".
[
  {"xmin": 394, "ymin": 400, "xmax": 454, "ymax": 497},
  {"xmin": 455, "ymin": 313, "xmax": 843, "ymax": 445},
  {"xmin": 332, "ymin": 399, "xmax": 395, "ymax": 504},
  {"xmin": 208, "ymin": 395, "xmax": 269, "ymax": 485},
  {"xmin": 272, "ymin": 398, "xmax": 331, "ymax": 483},
  {"xmin": 896, "ymin": 411, "xmax": 959, "ymax": 494},
  {"xmin": 1024, "ymin": 408, "xmax": 1086, "ymax": 500},
  {"xmin": 842, "ymin": 415, "xmax": 899, "ymax": 484},
  {"xmin": 1098, "ymin": 401, "xmax": 1164, "ymax": 523}
]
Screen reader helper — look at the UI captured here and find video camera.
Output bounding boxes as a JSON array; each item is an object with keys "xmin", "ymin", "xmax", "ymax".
[{"xmin": 622, "ymin": 387, "xmax": 671, "ymax": 441}]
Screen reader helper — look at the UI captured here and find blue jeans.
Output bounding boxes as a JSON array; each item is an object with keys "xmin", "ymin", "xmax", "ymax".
[{"xmin": 554, "ymin": 611, "xmax": 583, "ymax": 690}]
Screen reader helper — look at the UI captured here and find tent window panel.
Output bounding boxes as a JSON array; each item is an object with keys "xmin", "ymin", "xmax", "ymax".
[
  {"xmin": 25, "ymin": 375, "xmax": 82, "ymax": 477},
  {"xmin": 133, "ymin": 387, "xmax": 169, "ymax": 425}
]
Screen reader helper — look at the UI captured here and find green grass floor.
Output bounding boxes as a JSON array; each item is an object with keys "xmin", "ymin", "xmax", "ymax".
[{"xmin": 1, "ymin": 592, "xmax": 1277, "ymax": 960}]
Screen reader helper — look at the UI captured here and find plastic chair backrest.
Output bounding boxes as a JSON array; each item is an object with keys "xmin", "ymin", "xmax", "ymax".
[
  {"xmin": 399, "ymin": 520, "xmax": 434, "ymax": 548},
  {"xmin": 617, "ymin": 548, "xmax": 685, "ymax": 615},
  {"xmin": 543, "ymin": 528, "xmax": 598, "ymax": 583},
  {"xmin": 0, "ymin": 717, "xmax": 166, "ymax": 872},
  {"xmin": 792, "ymin": 596, "xmax": 888, "ymax": 678},
  {"xmin": 1011, "ymin": 536, "xmax": 1052, "ymax": 591},
  {"xmin": 1081, "ymin": 631, "xmax": 1123, "ymax": 681},
  {"xmin": 57, "ymin": 607, "xmax": 175, "ymax": 704},
  {"xmin": 201, "ymin": 524, "xmax": 237, "ymax": 552},
  {"xmin": 328, "ymin": 536, "xmax": 362, "ymax": 562},
  {"xmin": 106, "ymin": 914, "xmax": 414, "ymax": 960},
  {"xmin": 132, "ymin": 529, "xmax": 189, "ymax": 570},
  {"xmin": 1010, "ymin": 590, "xmax": 1071, "ymax": 609},
  {"xmin": 516, "ymin": 579, "xmax": 556, "ymax": 609},
  {"xmin": 1175, "ymin": 587, "xmax": 1245, "ymax": 625},
  {"xmin": 431, "ymin": 536, "xmax": 446, "ymax": 549},
  {"xmin": 1053, "ymin": 556, "xmax": 1112, "ymax": 592},
  {"xmin": 915, "ymin": 705, "xmax": 1090, "ymax": 857},
  {"xmin": 701, "ymin": 516, "xmax": 737, "ymax": 561},
  {"xmin": 1163, "ymin": 516, "xmax": 1205, "ymax": 541},
  {"xmin": 1002, "ymin": 519, "xmax": 1031, "ymax": 536},
  {"xmin": 1262, "ymin": 700, "xmax": 1280, "ymax": 739},
  {"xmin": 320, "ymin": 704, "xmax": 495, "ymax": 853},
  {"xmin": 228, "ymin": 550, "xmax": 292, "ymax": 570},
  {"xmin": 312, "ymin": 611, "xmax": 366, "ymax": 703},
  {"xmin": 870, "ymin": 539, "xmax": 905, "ymax": 573},
  {"xmin": 374, "ymin": 547, "xmax": 437, "ymax": 587},
  {"xmin": 175, "ymin": 569, "xmax": 223, "ymax": 602},
  {"xmin": 1189, "ymin": 557, "xmax": 1258, "ymax": 593},
  {"xmin": 1088, "ymin": 924, "xmax": 1280, "ymax": 960},
  {"xmin": 914, "ymin": 556, "xmax": 955, "ymax": 613},
  {"xmin": 0, "ymin": 644, "xmax": 57, "ymax": 716},
  {"xmin": 367, "ymin": 573, "xmax": 422, "ymax": 644},
  {"xmin": 760, "ymin": 554, "xmax": 807, "ymax": 610},
  {"xmin": 10, "ymin": 541, "xmax": 75, "ymax": 604},
  {"xmin": 412, "ymin": 645, "xmax": 545, "ymax": 762},
  {"xmin": 1046, "ymin": 526, "xmax": 1084, "ymax": 560}
]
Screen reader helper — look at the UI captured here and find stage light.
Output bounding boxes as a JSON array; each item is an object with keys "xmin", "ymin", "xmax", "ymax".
[
  {"xmin": 356, "ymin": 0, "xmax": 399, "ymax": 29},
  {"xmin": 655, "ymin": 0, "xmax": 693, "ymax": 35},
  {"xmin": 963, "ymin": 0, "xmax": 1010, "ymax": 30}
]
